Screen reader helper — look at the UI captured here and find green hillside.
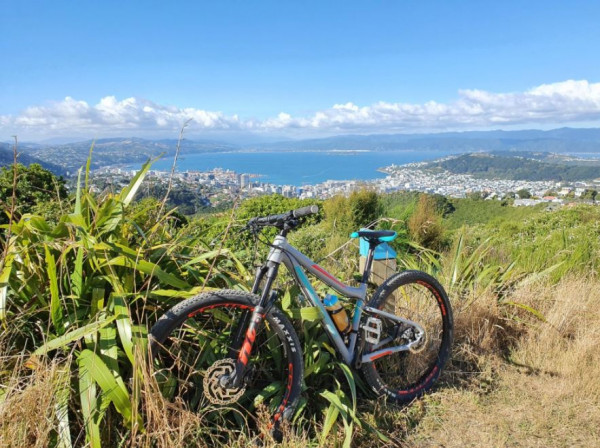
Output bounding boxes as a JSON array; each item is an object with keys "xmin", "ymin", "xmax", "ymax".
[
  {"xmin": 0, "ymin": 143, "xmax": 65, "ymax": 174},
  {"xmin": 429, "ymin": 152, "xmax": 600, "ymax": 181}
]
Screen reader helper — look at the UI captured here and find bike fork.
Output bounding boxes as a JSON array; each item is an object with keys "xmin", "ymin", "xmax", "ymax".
[{"xmin": 223, "ymin": 262, "xmax": 279, "ymax": 389}]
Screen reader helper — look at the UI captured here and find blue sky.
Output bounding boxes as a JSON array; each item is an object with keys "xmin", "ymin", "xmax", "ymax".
[{"xmin": 2, "ymin": 0, "xmax": 600, "ymax": 140}]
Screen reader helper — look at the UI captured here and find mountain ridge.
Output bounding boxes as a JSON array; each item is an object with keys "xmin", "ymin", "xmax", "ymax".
[{"xmin": 4, "ymin": 127, "xmax": 600, "ymax": 174}]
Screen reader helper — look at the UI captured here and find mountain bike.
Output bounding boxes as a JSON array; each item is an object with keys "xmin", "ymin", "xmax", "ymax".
[{"xmin": 149, "ymin": 205, "xmax": 453, "ymax": 441}]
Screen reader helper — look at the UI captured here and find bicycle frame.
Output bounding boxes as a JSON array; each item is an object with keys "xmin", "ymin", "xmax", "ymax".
[
  {"xmin": 227, "ymin": 232, "xmax": 424, "ymax": 388},
  {"xmin": 267, "ymin": 235, "xmax": 424, "ymax": 363},
  {"xmin": 269, "ymin": 235, "xmax": 367, "ymax": 365}
]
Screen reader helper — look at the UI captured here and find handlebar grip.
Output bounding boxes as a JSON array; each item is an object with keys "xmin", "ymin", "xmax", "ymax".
[
  {"xmin": 292, "ymin": 205, "xmax": 319, "ymax": 218},
  {"xmin": 247, "ymin": 205, "xmax": 318, "ymax": 229},
  {"xmin": 253, "ymin": 212, "xmax": 289, "ymax": 226}
]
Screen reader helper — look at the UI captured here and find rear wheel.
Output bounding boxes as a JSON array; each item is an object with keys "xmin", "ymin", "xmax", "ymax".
[
  {"xmin": 361, "ymin": 270, "xmax": 453, "ymax": 402},
  {"xmin": 149, "ymin": 290, "xmax": 303, "ymax": 439}
]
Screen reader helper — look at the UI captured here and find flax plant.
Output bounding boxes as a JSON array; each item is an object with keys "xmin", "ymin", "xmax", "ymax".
[{"xmin": 0, "ymin": 155, "xmax": 249, "ymax": 447}]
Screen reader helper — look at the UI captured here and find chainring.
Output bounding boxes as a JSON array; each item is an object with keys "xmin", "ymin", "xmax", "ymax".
[{"xmin": 203, "ymin": 358, "xmax": 246, "ymax": 405}]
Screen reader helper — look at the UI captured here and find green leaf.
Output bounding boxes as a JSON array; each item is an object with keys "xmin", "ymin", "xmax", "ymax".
[
  {"xmin": 0, "ymin": 251, "xmax": 15, "ymax": 322},
  {"xmin": 502, "ymin": 301, "xmax": 547, "ymax": 322},
  {"xmin": 95, "ymin": 198, "xmax": 124, "ymax": 235},
  {"xmin": 111, "ymin": 294, "xmax": 135, "ymax": 364},
  {"xmin": 286, "ymin": 306, "xmax": 322, "ymax": 322},
  {"xmin": 320, "ymin": 390, "xmax": 350, "ymax": 423},
  {"xmin": 31, "ymin": 316, "xmax": 115, "ymax": 357},
  {"xmin": 180, "ymin": 249, "xmax": 231, "ymax": 268},
  {"xmin": 74, "ymin": 168, "xmax": 83, "ymax": 216},
  {"xmin": 304, "ymin": 352, "xmax": 330, "ymax": 378},
  {"xmin": 85, "ymin": 142, "xmax": 94, "ymax": 191},
  {"xmin": 292, "ymin": 396, "xmax": 308, "ymax": 424},
  {"xmin": 320, "ymin": 402, "xmax": 340, "ymax": 445},
  {"xmin": 90, "ymin": 287, "xmax": 106, "ymax": 316},
  {"xmin": 516, "ymin": 261, "xmax": 565, "ymax": 288},
  {"xmin": 120, "ymin": 158, "xmax": 154, "ymax": 207},
  {"xmin": 321, "ymin": 389, "xmax": 355, "ymax": 447},
  {"xmin": 252, "ymin": 381, "xmax": 282, "ymax": 408},
  {"xmin": 78, "ymin": 354, "xmax": 102, "ymax": 448},
  {"xmin": 71, "ymin": 247, "xmax": 84, "ymax": 299},
  {"xmin": 78, "ymin": 349, "xmax": 133, "ymax": 425},
  {"xmin": 450, "ymin": 232, "xmax": 464, "ymax": 287},
  {"xmin": 338, "ymin": 363, "xmax": 357, "ymax": 412},
  {"xmin": 105, "ymin": 256, "xmax": 191, "ymax": 289},
  {"xmin": 45, "ymin": 245, "xmax": 64, "ymax": 334}
]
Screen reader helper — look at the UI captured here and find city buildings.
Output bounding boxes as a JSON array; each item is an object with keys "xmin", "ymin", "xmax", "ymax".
[{"xmin": 91, "ymin": 159, "xmax": 597, "ymax": 210}]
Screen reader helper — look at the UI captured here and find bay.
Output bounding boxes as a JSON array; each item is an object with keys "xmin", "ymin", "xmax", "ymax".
[{"xmin": 143, "ymin": 150, "xmax": 454, "ymax": 186}]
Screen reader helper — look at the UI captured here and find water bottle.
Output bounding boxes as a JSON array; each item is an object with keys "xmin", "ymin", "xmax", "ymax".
[{"xmin": 323, "ymin": 294, "xmax": 351, "ymax": 335}]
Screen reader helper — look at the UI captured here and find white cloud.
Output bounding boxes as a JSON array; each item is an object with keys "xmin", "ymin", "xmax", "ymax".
[
  {"xmin": 2, "ymin": 80, "xmax": 600, "ymax": 139},
  {"xmin": 7, "ymin": 96, "xmax": 241, "ymax": 136}
]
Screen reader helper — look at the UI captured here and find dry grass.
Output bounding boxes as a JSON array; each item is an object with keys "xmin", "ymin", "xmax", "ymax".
[
  {"xmin": 398, "ymin": 277, "xmax": 600, "ymax": 448},
  {"xmin": 2, "ymin": 276, "xmax": 599, "ymax": 447},
  {"xmin": 132, "ymin": 354, "xmax": 314, "ymax": 448},
  {"xmin": 0, "ymin": 356, "xmax": 68, "ymax": 448}
]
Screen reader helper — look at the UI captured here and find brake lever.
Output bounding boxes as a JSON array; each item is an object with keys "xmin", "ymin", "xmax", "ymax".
[
  {"xmin": 283, "ymin": 218, "xmax": 300, "ymax": 231},
  {"xmin": 243, "ymin": 221, "xmax": 260, "ymax": 236}
]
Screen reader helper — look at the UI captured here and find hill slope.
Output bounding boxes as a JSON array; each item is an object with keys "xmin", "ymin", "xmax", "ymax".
[
  {"xmin": 428, "ymin": 152, "xmax": 600, "ymax": 181},
  {"xmin": 0, "ymin": 143, "xmax": 65, "ymax": 174}
]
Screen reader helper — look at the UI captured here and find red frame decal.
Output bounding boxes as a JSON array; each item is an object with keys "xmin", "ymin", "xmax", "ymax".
[{"xmin": 312, "ymin": 264, "xmax": 348, "ymax": 289}]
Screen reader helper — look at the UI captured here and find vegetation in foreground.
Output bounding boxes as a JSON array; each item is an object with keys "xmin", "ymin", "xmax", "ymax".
[{"xmin": 1, "ymin": 161, "xmax": 599, "ymax": 447}]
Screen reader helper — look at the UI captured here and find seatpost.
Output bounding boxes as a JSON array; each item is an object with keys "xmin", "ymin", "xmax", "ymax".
[{"xmin": 361, "ymin": 243, "xmax": 377, "ymax": 284}]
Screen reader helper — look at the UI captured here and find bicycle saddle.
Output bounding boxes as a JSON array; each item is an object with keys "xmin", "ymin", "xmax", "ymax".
[{"xmin": 350, "ymin": 229, "xmax": 397, "ymax": 243}]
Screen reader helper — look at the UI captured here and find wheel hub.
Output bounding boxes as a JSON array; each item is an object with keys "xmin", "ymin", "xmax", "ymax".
[
  {"xmin": 203, "ymin": 358, "xmax": 246, "ymax": 405},
  {"xmin": 407, "ymin": 327, "xmax": 428, "ymax": 353}
]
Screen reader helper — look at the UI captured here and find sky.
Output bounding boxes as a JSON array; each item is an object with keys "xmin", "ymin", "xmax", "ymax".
[{"xmin": 1, "ymin": 0, "xmax": 600, "ymax": 141}]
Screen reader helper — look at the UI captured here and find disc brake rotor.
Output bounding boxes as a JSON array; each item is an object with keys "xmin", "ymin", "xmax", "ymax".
[{"xmin": 203, "ymin": 358, "xmax": 246, "ymax": 405}]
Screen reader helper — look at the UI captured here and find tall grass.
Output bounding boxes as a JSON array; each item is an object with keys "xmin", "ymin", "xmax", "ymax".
[{"xmin": 0, "ymin": 157, "xmax": 249, "ymax": 447}]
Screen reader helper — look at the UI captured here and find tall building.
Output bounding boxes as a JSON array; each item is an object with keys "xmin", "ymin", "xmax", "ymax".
[{"xmin": 240, "ymin": 174, "xmax": 251, "ymax": 189}]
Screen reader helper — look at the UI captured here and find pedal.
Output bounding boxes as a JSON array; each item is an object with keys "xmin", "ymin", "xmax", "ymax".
[{"xmin": 362, "ymin": 317, "xmax": 382, "ymax": 345}]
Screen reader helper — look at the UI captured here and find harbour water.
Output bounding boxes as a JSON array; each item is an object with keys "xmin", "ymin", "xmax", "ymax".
[{"xmin": 144, "ymin": 150, "xmax": 454, "ymax": 186}]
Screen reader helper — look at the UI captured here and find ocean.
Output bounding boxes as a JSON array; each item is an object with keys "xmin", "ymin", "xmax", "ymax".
[{"xmin": 142, "ymin": 150, "xmax": 454, "ymax": 186}]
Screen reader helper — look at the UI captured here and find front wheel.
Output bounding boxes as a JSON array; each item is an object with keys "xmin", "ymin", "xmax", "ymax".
[
  {"xmin": 360, "ymin": 270, "xmax": 453, "ymax": 403},
  {"xmin": 149, "ymin": 290, "xmax": 303, "ymax": 439}
]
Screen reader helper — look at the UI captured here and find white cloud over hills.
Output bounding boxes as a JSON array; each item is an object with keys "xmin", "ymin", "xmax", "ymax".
[{"xmin": 2, "ymin": 80, "xmax": 600, "ymax": 140}]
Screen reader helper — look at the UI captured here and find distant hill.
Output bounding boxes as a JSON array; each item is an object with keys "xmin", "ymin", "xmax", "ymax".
[
  {"xmin": 427, "ymin": 152, "xmax": 600, "ymax": 182},
  {"xmin": 251, "ymin": 128, "xmax": 600, "ymax": 152},
  {"xmin": 17, "ymin": 138, "xmax": 239, "ymax": 174},
  {"xmin": 12, "ymin": 127, "xmax": 600, "ymax": 176},
  {"xmin": 0, "ymin": 143, "xmax": 65, "ymax": 175}
]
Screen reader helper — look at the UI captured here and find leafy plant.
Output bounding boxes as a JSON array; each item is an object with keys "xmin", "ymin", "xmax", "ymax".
[{"xmin": 0, "ymin": 155, "xmax": 249, "ymax": 446}]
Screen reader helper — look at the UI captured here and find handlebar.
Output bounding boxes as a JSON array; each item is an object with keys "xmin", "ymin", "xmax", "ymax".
[
  {"xmin": 292, "ymin": 205, "xmax": 320, "ymax": 218},
  {"xmin": 247, "ymin": 205, "xmax": 319, "ymax": 229}
]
